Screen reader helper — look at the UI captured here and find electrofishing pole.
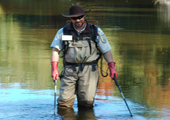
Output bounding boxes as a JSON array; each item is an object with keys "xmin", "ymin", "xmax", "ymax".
[
  {"xmin": 113, "ymin": 76, "xmax": 133, "ymax": 117},
  {"xmin": 54, "ymin": 79, "xmax": 57, "ymax": 115}
]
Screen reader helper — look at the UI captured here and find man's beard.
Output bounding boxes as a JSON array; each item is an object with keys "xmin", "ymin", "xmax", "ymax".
[{"xmin": 75, "ymin": 21, "xmax": 85, "ymax": 28}]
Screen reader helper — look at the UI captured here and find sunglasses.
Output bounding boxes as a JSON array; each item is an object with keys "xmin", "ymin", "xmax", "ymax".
[{"xmin": 71, "ymin": 15, "xmax": 84, "ymax": 20}]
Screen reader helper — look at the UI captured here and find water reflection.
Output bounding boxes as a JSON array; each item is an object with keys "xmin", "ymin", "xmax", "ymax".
[
  {"xmin": 1, "ymin": 0, "xmax": 170, "ymax": 120},
  {"xmin": 155, "ymin": 0, "xmax": 170, "ymax": 32},
  {"xmin": 0, "ymin": 4, "xmax": 4, "ymax": 16}
]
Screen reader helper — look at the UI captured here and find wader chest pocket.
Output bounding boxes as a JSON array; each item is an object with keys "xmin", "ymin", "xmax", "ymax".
[{"xmin": 65, "ymin": 41, "xmax": 96, "ymax": 63}]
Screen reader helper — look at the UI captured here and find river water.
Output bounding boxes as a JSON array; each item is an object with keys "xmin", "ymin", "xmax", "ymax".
[{"xmin": 0, "ymin": 0, "xmax": 170, "ymax": 120}]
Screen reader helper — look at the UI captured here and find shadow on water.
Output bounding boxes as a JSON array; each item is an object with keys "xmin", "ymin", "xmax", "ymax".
[{"xmin": 1, "ymin": 0, "xmax": 170, "ymax": 120}]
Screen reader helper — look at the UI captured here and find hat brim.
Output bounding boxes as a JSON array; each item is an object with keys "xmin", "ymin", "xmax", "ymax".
[{"xmin": 62, "ymin": 9, "xmax": 91, "ymax": 17}]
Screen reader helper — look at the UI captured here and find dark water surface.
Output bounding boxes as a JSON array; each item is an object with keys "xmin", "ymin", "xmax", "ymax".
[{"xmin": 1, "ymin": 0, "xmax": 170, "ymax": 120}]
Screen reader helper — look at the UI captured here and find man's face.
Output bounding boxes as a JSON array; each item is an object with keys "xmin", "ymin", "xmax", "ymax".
[{"xmin": 70, "ymin": 15, "xmax": 86, "ymax": 29}]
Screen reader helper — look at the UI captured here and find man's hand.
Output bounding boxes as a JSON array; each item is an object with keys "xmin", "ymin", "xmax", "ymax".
[
  {"xmin": 51, "ymin": 61, "xmax": 59, "ymax": 81},
  {"xmin": 108, "ymin": 62, "xmax": 118, "ymax": 79}
]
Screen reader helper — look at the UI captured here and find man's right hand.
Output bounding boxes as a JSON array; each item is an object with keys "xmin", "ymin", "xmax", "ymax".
[{"xmin": 51, "ymin": 61, "xmax": 59, "ymax": 81}]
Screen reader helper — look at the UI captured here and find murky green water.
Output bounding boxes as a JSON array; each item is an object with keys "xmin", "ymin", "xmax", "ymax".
[{"xmin": 1, "ymin": 0, "xmax": 170, "ymax": 120}]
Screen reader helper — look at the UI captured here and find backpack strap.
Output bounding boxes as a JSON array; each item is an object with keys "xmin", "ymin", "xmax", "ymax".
[
  {"xmin": 63, "ymin": 24, "xmax": 70, "ymax": 35},
  {"xmin": 89, "ymin": 23, "xmax": 97, "ymax": 55},
  {"xmin": 89, "ymin": 23, "xmax": 97, "ymax": 43},
  {"xmin": 90, "ymin": 24, "xmax": 102, "ymax": 62},
  {"xmin": 62, "ymin": 25, "xmax": 70, "ymax": 58},
  {"xmin": 90, "ymin": 24, "xmax": 107, "ymax": 77}
]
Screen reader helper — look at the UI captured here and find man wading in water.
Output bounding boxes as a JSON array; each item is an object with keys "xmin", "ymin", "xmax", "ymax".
[{"xmin": 50, "ymin": 3, "xmax": 118, "ymax": 117}]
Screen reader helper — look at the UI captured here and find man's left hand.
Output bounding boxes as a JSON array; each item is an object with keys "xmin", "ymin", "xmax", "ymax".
[{"xmin": 108, "ymin": 62, "xmax": 118, "ymax": 79}]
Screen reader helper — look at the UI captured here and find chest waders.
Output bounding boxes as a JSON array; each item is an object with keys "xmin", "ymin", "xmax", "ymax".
[
  {"xmin": 60, "ymin": 23, "xmax": 102, "ymax": 77},
  {"xmin": 60, "ymin": 21, "xmax": 108, "ymax": 78},
  {"xmin": 57, "ymin": 22, "xmax": 108, "ymax": 108}
]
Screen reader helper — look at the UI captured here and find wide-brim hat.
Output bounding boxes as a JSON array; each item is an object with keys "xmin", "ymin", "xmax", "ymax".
[{"xmin": 62, "ymin": 3, "xmax": 91, "ymax": 17}]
